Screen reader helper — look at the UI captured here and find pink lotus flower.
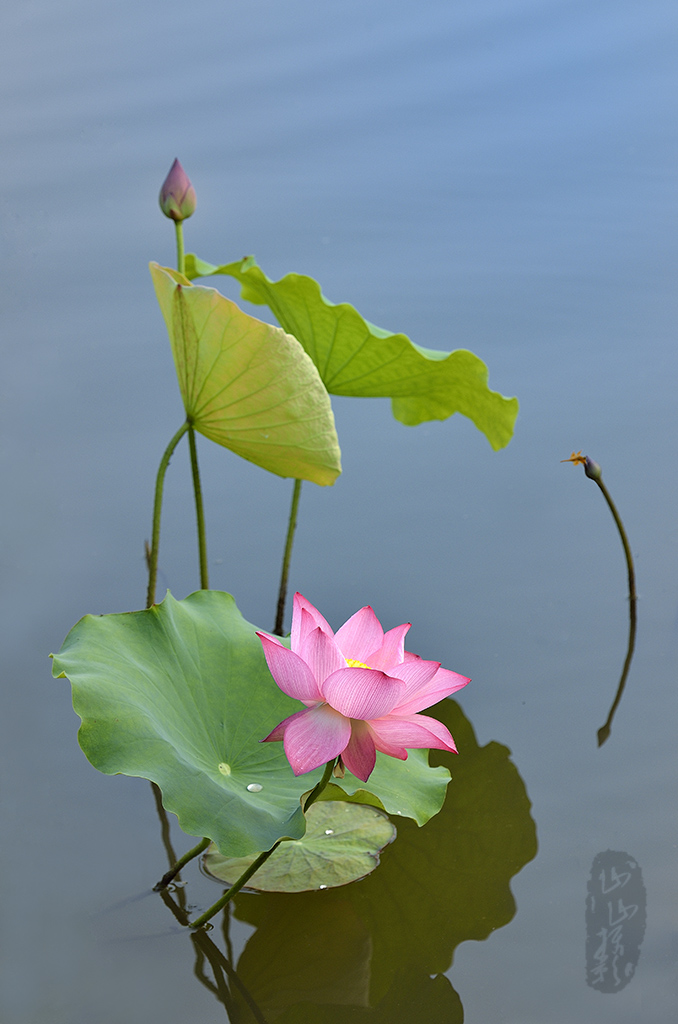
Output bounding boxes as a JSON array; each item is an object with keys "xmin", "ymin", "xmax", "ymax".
[{"xmin": 256, "ymin": 593, "xmax": 470, "ymax": 782}]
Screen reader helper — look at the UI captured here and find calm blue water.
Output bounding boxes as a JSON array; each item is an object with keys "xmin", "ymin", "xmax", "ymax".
[{"xmin": 2, "ymin": 0, "xmax": 677, "ymax": 1020}]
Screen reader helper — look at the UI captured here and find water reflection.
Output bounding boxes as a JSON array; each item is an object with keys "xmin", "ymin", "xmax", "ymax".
[
  {"xmin": 160, "ymin": 895, "xmax": 268, "ymax": 1021},
  {"xmin": 596, "ymin": 597, "xmax": 637, "ymax": 747},
  {"xmin": 159, "ymin": 699, "xmax": 537, "ymax": 1021}
]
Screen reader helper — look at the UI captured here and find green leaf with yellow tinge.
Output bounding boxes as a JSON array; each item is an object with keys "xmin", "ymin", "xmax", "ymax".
[
  {"xmin": 185, "ymin": 253, "xmax": 518, "ymax": 450},
  {"xmin": 150, "ymin": 262, "xmax": 341, "ymax": 485}
]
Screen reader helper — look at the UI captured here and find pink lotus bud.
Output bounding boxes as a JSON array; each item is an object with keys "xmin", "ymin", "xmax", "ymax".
[{"xmin": 158, "ymin": 159, "xmax": 197, "ymax": 221}]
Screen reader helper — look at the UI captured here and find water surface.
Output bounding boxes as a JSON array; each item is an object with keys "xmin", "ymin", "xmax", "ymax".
[{"xmin": 1, "ymin": 0, "xmax": 677, "ymax": 1020}]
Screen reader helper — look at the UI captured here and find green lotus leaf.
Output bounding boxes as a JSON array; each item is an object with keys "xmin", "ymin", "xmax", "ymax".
[
  {"xmin": 51, "ymin": 591, "xmax": 452, "ymax": 857},
  {"xmin": 319, "ymin": 746, "xmax": 451, "ymax": 826},
  {"xmin": 184, "ymin": 253, "xmax": 518, "ymax": 450},
  {"xmin": 150, "ymin": 262, "xmax": 341, "ymax": 485},
  {"xmin": 52, "ymin": 591, "xmax": 310, "ymax": 856},
  {"xmin": 203, "ymin": 800, "xmax": 396, "ymax": 892}
]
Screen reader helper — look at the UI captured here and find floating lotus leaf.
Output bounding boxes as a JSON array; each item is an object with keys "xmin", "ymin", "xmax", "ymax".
[
  {"xmin": 150, "ymin": 262, "xmax": 341, "ymax": 485},
  {"xmin": 184, "ymin": 253, "xmax": 518, "ymax": 450},
  {"xmin": 203, "ymin": 800, "xmax": 396, "ymax": 892},
  {"xmin": 51, "ymin": 591, "xmax": 451, "ymax": 857}
]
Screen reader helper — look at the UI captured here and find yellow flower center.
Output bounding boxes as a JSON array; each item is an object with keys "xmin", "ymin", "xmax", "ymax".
[{"xmin": 346, "ymin": 658, "xmax": 371, "ymax": 669}]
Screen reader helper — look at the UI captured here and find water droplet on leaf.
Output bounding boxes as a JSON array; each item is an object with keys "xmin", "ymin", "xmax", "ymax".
[
  {"xmin": 324, "ymin": 829, "xmax": 334, "ymax": 835},
  {"xmin": 246, "ymin": 783, "xmax": 263, "ymax": 793},
  {"xmin": 318, "ymin": 884, "xmax": 328, "ymax": 889}
]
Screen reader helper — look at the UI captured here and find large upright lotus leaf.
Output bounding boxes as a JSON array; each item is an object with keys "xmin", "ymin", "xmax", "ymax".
[
  {"xmin": 150, "ymin": 263, "xmax": 341, "ymax": 485},
  {"xmin": 184, "ymin": 254, "xmax": 519, "ymax": 450},
  {"xmin": 51, "ymin": 591, "xmax": 451, "ymax": 856}
]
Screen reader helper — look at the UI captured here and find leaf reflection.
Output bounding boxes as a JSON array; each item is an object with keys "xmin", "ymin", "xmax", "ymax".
[{"xmin": 169, "ymin": 699, "xmax": 537, "ymax": 1022}]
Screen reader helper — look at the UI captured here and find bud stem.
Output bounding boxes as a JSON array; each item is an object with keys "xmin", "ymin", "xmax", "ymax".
[
  {"xmin": 172, "ymin": 215, "xmax": 209, "ymax": 593},
  {"xmin": 590, "ymin": 473, "xmax": 637, "ymax": 747},
  {"xmin": 592, "ymin": 474, "xmax": 636, "ymax": 611},
  {"xmin": 175, "ymin": 219, "xmax": 185, "ymax": 277},
  {"xmin": 566, "ymin": 456, "xmax": 638, "ymax": 745}
]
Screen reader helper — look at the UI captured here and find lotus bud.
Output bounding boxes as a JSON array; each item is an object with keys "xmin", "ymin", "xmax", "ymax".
[
  {"xmin": 584, "ymin": 456, "xmax": 602, "ymax": 481},
  {"xmin": 158, "ymin": 159, "xmax": 196, "ymax": 221}
]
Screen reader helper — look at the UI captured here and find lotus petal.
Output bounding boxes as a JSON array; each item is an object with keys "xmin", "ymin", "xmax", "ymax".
[{"xmin": 322, "ymin": 668, "xmax": 405, "ymax": 720}]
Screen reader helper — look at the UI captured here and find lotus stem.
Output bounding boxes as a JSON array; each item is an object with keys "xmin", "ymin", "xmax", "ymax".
[
  {"xmin": 188, "ymin": 425, "xmax": 209, "ymax": 590},
  {"xmin": 274, "ymin": 479, "xmax": 302, "ymax": 635},
  {"xmin": 154, "ymin": 836, "xmax": 211, "ymax": 891},
  {"xmin": 593, "ymin": 475, "xmax": 636, "ymax": 609},
  {"xmin": 562, "ymin": 452, "xmax": 637, "ymax": 744},
  {"xmin": 302, "ymin": 758, "xmax": 335, "ymax": 812},
  {"xmin": 146, "ymin": 420, "xmax": 190, "ymax": 608},
  {"xmin": 592, "ymin": 473, "xmax": 637, "ymax": 746},
  {"xmin": 175, "ymin": 219, "xmax": 185, "ymax": 276},
  {"xmin": 597, "ymin": 603, "xmax": 637, "ymax": 746},
  {"xmin": 190, "ymin": 845, "xmax": 282, "ymax": 930},
  {"xmin": 190, "ymin": 759, "xmax": 336, "ymax": 929}
]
